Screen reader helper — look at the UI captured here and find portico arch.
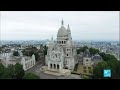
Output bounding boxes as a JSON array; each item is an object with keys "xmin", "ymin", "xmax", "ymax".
[
  {"xmin": 57, "ymin": 64, "xmax": 59, "ymax": 69},
  {"xmin": 62, "ymin": 41, "xmax": 63, "ymax": 44},
  {"xmin": 50, "ymin": 63, "xmax": 52, "ymax": 69},
  {"xmin": 54, "ymin": 64, "xmax": 56, "ymax": 69}
]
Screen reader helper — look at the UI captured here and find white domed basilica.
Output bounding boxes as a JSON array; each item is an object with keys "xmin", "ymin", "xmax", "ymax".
[{"xmin": 45, "ymin": 20, "xmax": 77, "ymax": 71}]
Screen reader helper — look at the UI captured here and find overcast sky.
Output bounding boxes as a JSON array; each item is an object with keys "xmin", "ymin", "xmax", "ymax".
[{"xmin": 0, "ymin": 11, "xmax": 119, "ymax": 41}]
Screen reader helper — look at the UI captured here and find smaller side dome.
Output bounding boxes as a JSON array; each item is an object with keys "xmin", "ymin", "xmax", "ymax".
[{"xmin": 67, "ymin": 24, "xmax": 71, "ymax": 32}]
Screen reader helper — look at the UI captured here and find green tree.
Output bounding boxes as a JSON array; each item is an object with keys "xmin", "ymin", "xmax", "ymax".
[
  {"xmin": 82, "ymin": 75, "xmax": 89, "ymax": 79},
  {"xmin": 77, "ymin": 46, "xmax": 88, "ymax": 54},
  {"xmin": 106, "ymin": 59, "xmax": 119, "ymax": 79},
  {"xmin": 1, "ymin": 68, "xmax": 12, "ymax": 79},
  {"xmin": 44, "ymin": 45, "xmax": 48, "ymax": 56},
  {"xmin": 29, "ymin": 51, "xmax": 34, "ymax": 56},
  {"xmin": 13, "ymin": 51, "xmax": 19, "ymax": 56},
  {"xmin": 117, "ymin": 61, "xmax": 120, "ymax": 78},
  {"xmin": 93, "ymin": 61, "xmax": 109, "ymax": 79},
  {"xmin": 89, "ymin": 48, "xmax": 99, "ymax": 55},
  {"xmin": 7, "ymin": 65, "xmax": 15, "ymax": 78},
  {"xmin": 0, "ymin": 64, "xmax": 5, "ymax": 78},
  {"xmin": 23, "ymin": 73, "xmax": 39, "ymax": 79},
  {"xmin": 14, "ymin": 63, "xmax": 25, "ymax": 79},
  {"xmin": 99, "ymin": 52, "xmax": 117, "ymax": 61},
  {"xmin": 93, "ymin": 52, "xmax": 120, "ymax": 79}
]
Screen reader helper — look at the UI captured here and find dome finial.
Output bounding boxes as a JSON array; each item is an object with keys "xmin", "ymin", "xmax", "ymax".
[{"xmin": 61, "ymin": 19, "xmax": 64, "ymax": 26}]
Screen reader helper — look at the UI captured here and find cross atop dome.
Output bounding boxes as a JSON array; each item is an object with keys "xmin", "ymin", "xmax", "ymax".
[{"xmin": 61, "ymin": 19, "xmax": 64, "ymax": 26}]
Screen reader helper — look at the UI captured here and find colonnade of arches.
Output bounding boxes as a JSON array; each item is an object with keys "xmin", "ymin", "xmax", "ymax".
[
  {"xmin": 57, "ymin": 41, "xmax": 66, "ymax": 44},
  {"xmin": 50, "ymin": 63, "xmax": 59, "ymax": 69}
]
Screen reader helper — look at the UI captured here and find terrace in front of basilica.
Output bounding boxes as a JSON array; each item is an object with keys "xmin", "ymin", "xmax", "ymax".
[{"xmin": 40, "ymin": 66, "xmax": 71, "ymax": 76}]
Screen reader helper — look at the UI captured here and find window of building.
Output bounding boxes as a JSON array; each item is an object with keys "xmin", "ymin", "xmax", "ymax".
[
  {"xmin": 89, "ymin": 70, "xmax": 92, "ymax": 73},
  {"xmin": 55, "ymin": 54, "xmax": 57, "ymax": 58},
  {"xmin": 50, "ymin": 64, "xmax": 52, "ymax": 68},
  {"xmin": 54, "ymin": 64, "xmax": 56, "ymax": 69},
  {"xmin": 83, "ymin": 70, "xmax": 87, "ymax": 73},
  {"xmin": 64, "ymin": 41, "xmax": 65, "ymax": 44},
  {"xmin": 83, "ymin": 66, "xmax": 86, "ymax": 69},
  {"xmin": 67, "ymin": 54, "xmax": 68, "ymax": 56},
  {"xmin": 57, "ymin": 64, "xmax": 59, "ymax": 69},
  {"xmin": 62, "ymin": 41, "xmax": 63, "ymax": 44},
  {"xmin": 31, "ymin": 61, "xmax": 32, "ymax": 66},
  {"xmin": 88, "ymin": 67, "xmax": 91, "ymax": 70},
  {"xmin": 86, "ymin": 59, "xmax": 88, "ymax": 62}
]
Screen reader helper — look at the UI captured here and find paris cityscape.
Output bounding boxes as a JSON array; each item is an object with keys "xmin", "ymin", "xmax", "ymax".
[{"xmin": 0, "ymin": 11, "xmax": 120, "ymax": 79}]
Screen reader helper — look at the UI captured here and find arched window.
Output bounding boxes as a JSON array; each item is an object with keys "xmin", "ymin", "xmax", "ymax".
[
  {"xmin": 50, "ymin": 64, "xmax": 52, "ymax": 68},
  {"xmin": 54, "ymin": 64, "xmax": 56, "ymax": 69},
  {"xmin": 67, "ymin": 54, "xmax": 68, "ymax": 56},
  {"xmin": 57, "ymin": 64, "xmax": 59, "ymax": 69},
  {"xmin": 31, "ymin": 61, "xmax": 32, "ymax": 66},
  {"xmin": 55, "ymin": 54, "xmax": 57, "ymax": 58}
]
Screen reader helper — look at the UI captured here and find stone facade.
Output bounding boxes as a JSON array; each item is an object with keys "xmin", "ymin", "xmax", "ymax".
[{"xmin": 45, "ymin": 20, "xmax": 77, "ymax": 71}]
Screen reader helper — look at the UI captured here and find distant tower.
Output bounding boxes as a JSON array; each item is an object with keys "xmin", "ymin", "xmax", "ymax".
[
  {"xmin": 61, "ymin": 19, "xmax": 64, "ymax": 26},
  {"xmin": 67, "ymin": 24, "xmax": 72, "ymax": 40}
]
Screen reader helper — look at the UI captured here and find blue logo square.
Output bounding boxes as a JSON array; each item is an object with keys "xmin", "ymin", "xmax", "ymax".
[{"xmin": 104, "ymin": 69, "xmax": 111, "ymax": 77}]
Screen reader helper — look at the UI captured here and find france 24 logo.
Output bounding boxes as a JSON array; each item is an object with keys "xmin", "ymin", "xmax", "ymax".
[{"xmin": 104, "ymin": 69, "xmax": 111, "ymax": 78}]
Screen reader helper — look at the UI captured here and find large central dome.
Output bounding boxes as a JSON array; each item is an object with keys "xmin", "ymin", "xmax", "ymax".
[{"xmin": 57, "ymin": 26, "xmax": 68, "ymax": 37}]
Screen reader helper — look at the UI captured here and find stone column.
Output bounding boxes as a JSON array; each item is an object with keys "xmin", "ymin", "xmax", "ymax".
[{"xmin": 59, "ymin": 64, "xmax": 61, "ymax": 71}]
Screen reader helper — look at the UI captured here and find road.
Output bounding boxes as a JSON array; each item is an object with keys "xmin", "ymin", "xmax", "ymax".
[{"xmin": 26, "ymin": 60, "xmax": 44, "ymax": 76}]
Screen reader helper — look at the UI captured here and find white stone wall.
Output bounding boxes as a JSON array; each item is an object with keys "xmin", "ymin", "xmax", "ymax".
[
  {"xmin": 47, "ymin": 46, "xmax": 64, "ymax": 71},
  {"xmin": 21, "ymin": 55, "xmax": 36, "ymax": 71}
]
